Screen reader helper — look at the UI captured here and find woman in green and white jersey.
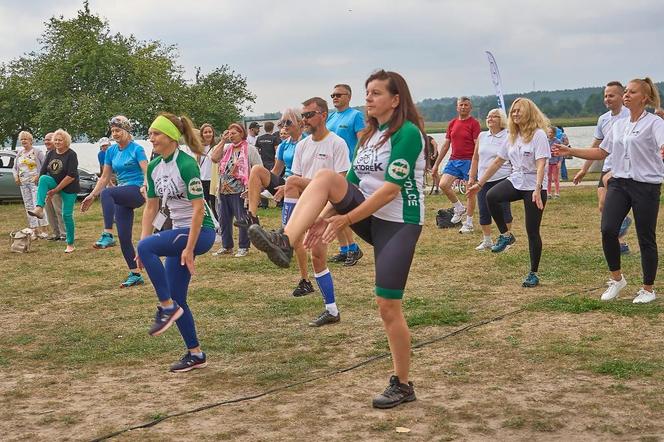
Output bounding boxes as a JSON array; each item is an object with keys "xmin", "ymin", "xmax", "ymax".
[
  {"xmin": 136, "ymin": 113, "xmax": 216, "ymax": 373},
  {"xmin": 248, "ymin": 70, "xmax": 425, "ymax": 409}
]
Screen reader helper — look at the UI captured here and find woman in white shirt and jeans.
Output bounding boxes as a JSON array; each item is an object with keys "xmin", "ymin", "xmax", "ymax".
[
  {"xmin": 468, "ymin": 98, "xmax": 550, "ymax": 288},
  {"xmin": 555, "ymin": 77, "xmax": 664, "ymax": 304}
]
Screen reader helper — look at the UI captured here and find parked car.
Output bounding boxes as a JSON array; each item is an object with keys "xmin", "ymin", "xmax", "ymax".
[{"xmin": 0, "ymin": 149, "xmax": 97, "ymax": 201}]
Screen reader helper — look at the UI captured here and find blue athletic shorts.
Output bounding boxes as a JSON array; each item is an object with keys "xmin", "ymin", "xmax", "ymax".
[{"xmin": 443, "ymin": 159, "xmax": 471, "ymax": 181}]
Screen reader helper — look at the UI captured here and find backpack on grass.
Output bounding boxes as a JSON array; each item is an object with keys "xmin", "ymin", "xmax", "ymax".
[
  {"xmin": 435, "ymin": 208, "xmax": 460, "ymax": 229},
  {"xmin": 10, "ymin": 228, "xmax": 33, "ymax": 253}
]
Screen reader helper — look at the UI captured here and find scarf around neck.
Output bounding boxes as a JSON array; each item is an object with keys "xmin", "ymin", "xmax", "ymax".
[{"xmin": 219, "ymin": 140, "xmax": 249, "ymax": 186}]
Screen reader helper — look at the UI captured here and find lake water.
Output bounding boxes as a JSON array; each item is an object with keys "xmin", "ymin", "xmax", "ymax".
[{"xmin": 28, "ymin": 125, "xmax": 598, "ymax": 172}]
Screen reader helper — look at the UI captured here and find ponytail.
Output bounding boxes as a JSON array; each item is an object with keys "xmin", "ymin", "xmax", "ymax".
[
  {"xmin": 631, "ymin": 77, "xmax": 661, "ymax": 109},
  {"xmin": 158, "ymin": 112, "xmax": 204, "ymax": 155}
]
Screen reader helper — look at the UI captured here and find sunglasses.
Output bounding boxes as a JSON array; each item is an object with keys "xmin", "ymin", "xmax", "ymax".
[
  {"xmin": 301, "ymin": 110, "xmax": 322, "ymax": 119},
  {"xmin": 277, "ymin": 119, "xmax": 293, "ymax": 128},
  {"xmin": 330, "ymin": 93, "xmax": 348, "ymax": 99}
]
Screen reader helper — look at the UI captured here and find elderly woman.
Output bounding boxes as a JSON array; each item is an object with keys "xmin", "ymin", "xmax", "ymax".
[
  {"xmin": 28, "ymin": 129, "xmax": 80, "ymax": 253},
  {"xmin": 209, "ymin": 123, "xmax": 262, "ymax": 257},
  {"xmin": 81, "ymin": 116, "xmax": 148, "ymax": 288},
  {"xmin": 467, "ymin": 109, "xmax": 513, "ymax": 251},
  {"xmin": 12, "ymin": 130, "xmax": 49, "ymax": 238}
]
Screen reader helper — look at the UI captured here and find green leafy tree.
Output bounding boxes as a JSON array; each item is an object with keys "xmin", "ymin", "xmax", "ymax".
[
  {"xmin": 584, "ymin": 93, "xmax": 606, "ymax": 116},
  {"xmin": 0, "ymin": 57, "xmax": 40, "ymax": 148}
]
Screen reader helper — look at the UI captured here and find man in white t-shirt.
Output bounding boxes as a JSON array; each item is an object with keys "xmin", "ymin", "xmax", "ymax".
[
  {"xmin": 247, "ymin": 121, "xmax": 261, "ymax": 146},
  {"xmin": 273, "ymin": 97, "xmax": 350, "ymax": 327},
  {"xmin": 573, "ymin": 81, "xmax": 632, "ymax": 253}
]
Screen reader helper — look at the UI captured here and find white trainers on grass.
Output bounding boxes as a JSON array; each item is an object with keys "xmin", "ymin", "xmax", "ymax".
[
  {"xmin": 459, "ymin": 223, "xmax": 474, "ymax": 234},
  {"xmin": 600, "ymin": 276, "xmax": 627, "ymax": 301},
  {"xmin": 633, "ymin": 288, "xmax": 656, "ymax": 304},
  {"xmin": 475, "ymin": 239, "xmax": 493, "ymax": 251},
  {"xmin": 450, "ymin": 207, "xmax": 466, "ymax": 224}
]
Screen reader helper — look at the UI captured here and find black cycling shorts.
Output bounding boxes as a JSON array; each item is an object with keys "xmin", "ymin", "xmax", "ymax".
[
  {"xmin": 266, "ymin": 172, "xmax": 286, "ymax": 194},
  {"xmin": 332, "ymin": 183, "xmax": 422, "ymax": 300}
]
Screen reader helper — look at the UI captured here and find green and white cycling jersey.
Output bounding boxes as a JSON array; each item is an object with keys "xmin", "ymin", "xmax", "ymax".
[
  {"xmin": 346, "ymin": 120, "xmax": 425, "ymax": 225},
  {"xmin": 146, "ymin": 149, "xmax": 215, "ymax": 229}
]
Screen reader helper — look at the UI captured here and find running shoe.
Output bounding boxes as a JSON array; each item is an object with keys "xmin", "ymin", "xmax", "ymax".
[
  {"xmin": 308, "ymin": 310, "xmax": 340, "ymax": 327},
  {"xmin": 121, "ymin": 272, "xmax": 145, "ymax": 288},
  {"xmin": 27, "ymin": 207, "xmax": 44, "ymax": 219},
  {"xmin": 344, "ymin": 248, "xmax": 364, "ymax": 266},
  {"xmin": 620, "ymin": 243, "xmax": 630, "ymax": 255},
  {"xmin": 149, "ymin": 303, "xmax": 184, "ymax": 336},
  {"xmin": 522, "ymin": 272, "xmax": 540, "ymax": 288},
  {"xmin": 600, "ymin": 276, "xmax": 627, "ymax": 301},
  {"xmin": 248, "ymin": 224, "xmax": 293, "ymax": 268},
  {"xmin": 475, "ymin": 239, "xmax": 493, "ymax": 251},
  {"xmin": 619, "ymin": 216, "xmax": 632, "ymax": 238},
  {"xmin": 212, "ymin": 247, "xmax": 233, "ymax": 256},
  {"xmin": 234, "ymin": 212, "xmax": 260, "ymax": 228},
  {"xmin": 93, "ymin": 232, "xmax": 116, "ymax": 249},
  {"xmin": 491, "ymin": 233, "xmax": 516, "ymax": 253},
  {"xmin": 328, "ymin": 251, "xmax": 347, "ymax": 263},
  {"xmin": 372, "ymin": 375, "xmax": 416, "ymax": 409},
  {"xmin": 46, "ymin": 235, "xmax": 61, "ymax": 241},
  {"xmin": 169, "ymin": 352, "xmax": 208, "ymax": 373},
  {"xmin": 37, "ymin": 232, "xmax": 50, "ymax": 239},
  {"xmin": 450, "ymin": 206, "xmax": 466, "ymax": 224},
  {"xmin": 234, "ymin": 248, "xmax": 248, "ymax": 257},
  {"xmin": 292, "ymin": 279, "xmax": 315, "ymax": 297},
  {"xmin": 633, "ymin": 288, "xmax": 656, "ymax": 304},
  {"xmin": 458, "ymin": 223, "xmax": 474, "ymax": 234}
]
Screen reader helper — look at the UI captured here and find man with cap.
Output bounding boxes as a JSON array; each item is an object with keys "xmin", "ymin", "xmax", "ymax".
[
  {"xmin": 247, "ymin": 122, "xmax": 261, "ymax": 146},
  {"xmin": 97, "ymin": 137, "xmax": 112, "ymax": 177}
]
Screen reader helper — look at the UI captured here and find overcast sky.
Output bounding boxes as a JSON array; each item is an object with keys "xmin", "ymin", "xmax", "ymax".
[{"xmin": 1, "ymin": 0, "xmax": 662, "ymax": 115}]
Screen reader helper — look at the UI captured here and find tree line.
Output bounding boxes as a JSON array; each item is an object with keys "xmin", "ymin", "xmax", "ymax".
[
  {"xmin": 0, "ymin": 2, "xmax": 255, "ymax": 148},
  {"xmin": 417, "ymin": 83, "xmax": 664, "ymax": 122}
]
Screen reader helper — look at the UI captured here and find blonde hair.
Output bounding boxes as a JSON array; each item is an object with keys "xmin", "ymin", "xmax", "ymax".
[
  {"xmin": 486, "ymin": 108, "xmax": 508, "ymax": 129},
  {"xmin": 630, "ymin": 77, "xmax": 661, "ymax": 109},
  {"xmin": 18, "ymin": 131, "xmax": 33, "ymax": 143},
  {"xmin": 53, "ymin": 129, "xmax": 72, "ymax": 148},
  {"xmin": 507, "ymin": 98, "xmax": 550, "ymax": 144},
  {"xmin": 159, "ymin": 113, "xmax": 203, "ymax": 155},
  {"xmin": 279, "ymin": 108, "xmax": 304, "ymax": 127}
]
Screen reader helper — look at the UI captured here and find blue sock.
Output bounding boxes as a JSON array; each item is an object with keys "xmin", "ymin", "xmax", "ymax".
[
  {"xmin": 282, "ymin": 198, "xmax": 298, "ymax": 226},
  {"xmin": 315, "ymin": 269, "xmax": 335, "ymax": 305},
  {"xmin": 348, "ymin": 243, "xmax": 358, "ymax": 252},
  {"xmin": 340, "ymin": 245, "xmax": 349, "ymax": 254}
]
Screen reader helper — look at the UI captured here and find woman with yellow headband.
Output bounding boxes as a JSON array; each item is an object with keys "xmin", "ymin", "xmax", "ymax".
[{"xmin": 136, "ymin": 113, "xmax": 216, "ymax": 373}]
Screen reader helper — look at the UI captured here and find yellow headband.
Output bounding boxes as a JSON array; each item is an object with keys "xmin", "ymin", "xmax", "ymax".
[{"xmin": 150, "ymin": 115, "xmax": 181, "ymax": 141}]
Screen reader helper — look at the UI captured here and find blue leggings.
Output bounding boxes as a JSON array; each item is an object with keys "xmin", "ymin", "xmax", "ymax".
[
  {"xmin": 137, "ymin": 227, "xmax": 215, "ymax": 349},
  {"xmin": 100, "ymin": 185, "xmax": 144, "ymax": 269}
]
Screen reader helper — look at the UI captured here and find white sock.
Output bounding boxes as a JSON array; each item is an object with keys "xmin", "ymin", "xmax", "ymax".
[
  {"xmin": 190, "ymin": 351, "xmax": 204, "ymax": 359},
  {"xmin": 325, "ymin": 303, "xmax": 339, "ymax": 316},
  {"xmin": 453, "ymin": 201, "xmax": 464, "ymax": 211},
  {"xmin": 465, "ymin": 216, "xmax": 473, "ymax": 225},
  {"xmin": 483, "ymin": 235, "xmax": 492, "ymax": 242}
]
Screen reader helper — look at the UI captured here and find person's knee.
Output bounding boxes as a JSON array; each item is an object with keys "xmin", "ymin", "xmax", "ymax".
[
  {"xmin": 313, "ymin": 168, "xmax": 337, "ymax": 182},
  {"xmin": 376, "ymin": 297, "xmax": 401, "ymax": 322}
]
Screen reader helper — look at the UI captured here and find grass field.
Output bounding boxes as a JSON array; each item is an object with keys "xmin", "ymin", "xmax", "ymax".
[{"xmin": 2, "ymin": 185, "xmax": 663, "ymax": 441}]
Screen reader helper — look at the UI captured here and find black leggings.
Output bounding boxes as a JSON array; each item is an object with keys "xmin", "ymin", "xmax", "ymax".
[
  {"xmin": 201, "ymin": 180, "xmax": 218, "ymax": 220},
  {"xmin": 601, "ymin": 178, "xmax": 661, "ymax": 285},
  {"xmin": 486, "ymin": 179, "xmax": 546, "ymax": 273},
  {"xmin": 333, "ymin": 183, "xmax": 422, "ymax": 299}
]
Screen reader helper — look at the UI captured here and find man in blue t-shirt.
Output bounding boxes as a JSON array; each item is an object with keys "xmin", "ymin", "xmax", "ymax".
[{"xmin": 326, "ymin": 83, "xmax": 366, "ymax": 266}]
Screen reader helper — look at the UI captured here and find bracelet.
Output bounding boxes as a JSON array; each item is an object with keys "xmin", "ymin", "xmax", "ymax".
[
  {"xmin": 346, "ymin": 214, "xmax": 353, "ymax": 225},
  {"xmin": 477, "ymin": 182, "xmax": 483, "ymax": 189}
]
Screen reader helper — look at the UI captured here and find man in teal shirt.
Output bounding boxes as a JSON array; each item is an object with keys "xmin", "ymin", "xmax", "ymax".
[{"xmin": 326, "ymin": 84, "xmax": 366, "ymax": 266}]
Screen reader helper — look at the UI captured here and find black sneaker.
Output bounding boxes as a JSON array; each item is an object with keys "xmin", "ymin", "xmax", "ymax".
[
  {"xmin": 308, "ymin": 310, "xmax": 340, "ymax": 327},
  {"xmin": 372, "ymin": 375, "xmax": 416, "ymax": 409},
  {"xmin": 149, "ymin": 303, "xmax": 184, "ymax": 336},
  {"xmin": 328, "ymin": 252, "xmax": 348, "ymax": 263},
  {"xmin": 234, "ymin": 212, "xmax": 260, "ymax": 228},
  {"xmin": 46, "ymin": 235, "xmax": 61, "ymax": 241},
  {"xmin": 292, "ymin": 279, "xmax": 315, "ymax": 297},
  {"xmin": 248, "ymin": 224, "xmax": 293, "ymax": 268},
  {"xmin": 343, "ymin": 248, "xmax": 364, "ymax": 266},
  {"xmin": 169, "ymin": 352, "xmax": 208, "ymax": 373}
]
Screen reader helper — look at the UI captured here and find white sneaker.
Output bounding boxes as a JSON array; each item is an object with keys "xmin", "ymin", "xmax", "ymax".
[
  {"xmin": 600, "ymin": 276, "xmax": 627, "ymax": 301},
  {"xmin": 459, "ymin": 223, "xmax": 474, "ymax": 234},
  {"xmin": 475, "ymin": 240, "xmax": 493, "ymax": 251},
  {"xmin": 450, "ymin": 207, "xmax": 466, "ymax": 224},
  {"xmin": 212, "ymin": 247, "xmax": 233, "ymax": 256},
  {"xmin": 234, "ymin": 248, "xmax": 248, "ymax": 257},
  {"xmin": 633, "ymin": 288, "xmax": 656, "ymax": 304}
]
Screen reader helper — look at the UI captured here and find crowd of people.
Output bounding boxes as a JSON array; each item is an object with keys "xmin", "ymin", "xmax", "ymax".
[{"xmin": 8, "ymin": 72, "xmax": 664, "ymax": 410}]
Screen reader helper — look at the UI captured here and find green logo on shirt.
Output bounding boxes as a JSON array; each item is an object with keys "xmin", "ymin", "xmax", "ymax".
[
  {"xmin": 188, "ymin": 177, "xmax": 203, "ymax": 196},
  {"xmin": 388, "ymin": 159, "xmax": 410, "ymax": 180}
]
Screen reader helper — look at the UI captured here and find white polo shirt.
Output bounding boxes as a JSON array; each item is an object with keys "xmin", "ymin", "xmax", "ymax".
[
  {"xmin": 594, "ymin": 106, "xmax": 630, "ymax": 172},
  {"xmin": 600, "ymin": 111, "xmax": 664, "ymax": 184},
  {"xmin": 498, "ymin": 128, "xmax": 550, "ymax": 191},
  {"xmin": 291, "ymin": 132, "xmax": 350, "ymax": 179},
  {"xmin": 478, "ymin": 129, "xmax": 511, "ymax": 182}
]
